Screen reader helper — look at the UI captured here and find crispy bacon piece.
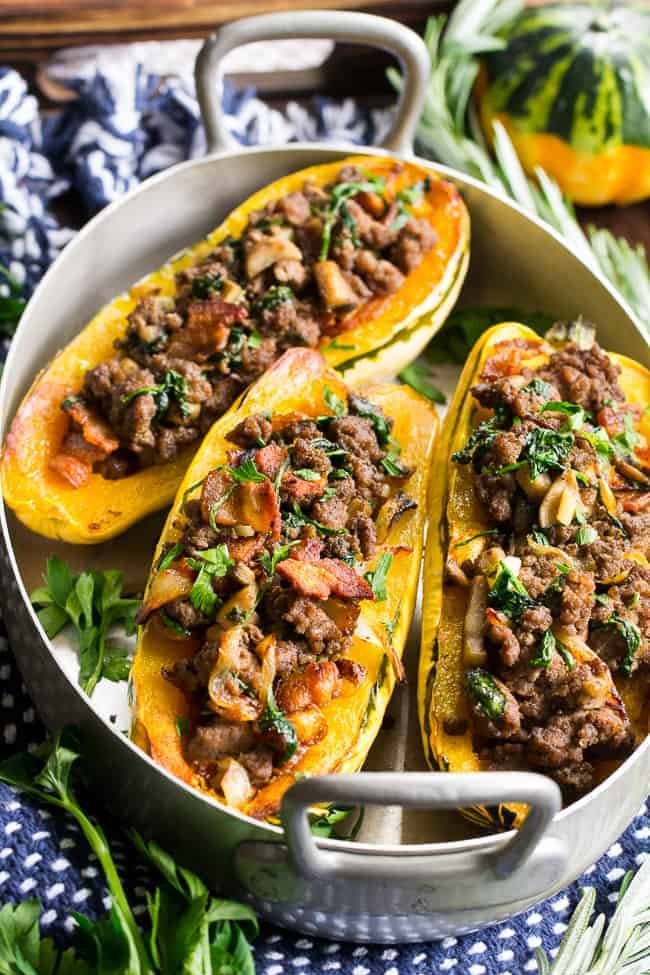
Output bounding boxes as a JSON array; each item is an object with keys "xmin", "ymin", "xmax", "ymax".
[
  {"xmin": 292, "ymin": 537, "xmax": 324, "ymax": 561},
  {"xmin": 58, "ymin": 430, "xmax": 111, "ymax": 466},
  {"xmin": 276, "ymin": 660, "xmax": 341, "ymax": 713},
  {"xmin": 623, "ymin": 492, "xmax": 650, "ymax": 513},
  {"xmin": 281, "ymin": 470, "xmax": 327, "ymax": 501},
  {"xmin": 276, "ymin": 557, "xmax": 373, "ymax": 601},
  {"xmin": 49, "ymin": 453, "xmax": 92, "ymax": 488},
  {"xmin": 168, "ymin": 300, "xmax": 246, "ymax": 361},
  {"xmin": 201, "ymin": 470, "xmax": 280, "ymax": 539},
  {"xmin": 597, "ymin": 403, "xmax": 644, "ymax": 435},
  {"xmin": 481, "ymin": 338, "xmax": 544, "ymax": 382},
  {"xmin": 336, "ymin": 658, "xmax": 367, "ymax": 685},
  {"xmin": 254, "ymin": 443, "xmax": 287, "ymax": 481},
  {"xmin": 63, "ymin": 399, "xmax": 120, "ymax": 454},
  {"xmin": 227, "ymin": 535, "xmax": 267, "ymax": 564}
]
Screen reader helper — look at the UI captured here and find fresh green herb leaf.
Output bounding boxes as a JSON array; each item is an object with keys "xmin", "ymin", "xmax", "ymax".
[
  {"xmin": 157, "ymin": 542, "xmax": 184, "ymax": 572},
  {"xmin": 327, "ymin": 338, "xmax": 356, "ymax": 351},
  {"xmin": 258, "ymin": 541, "xmax": 300, "ymax": 577},
  {"xmin": 595, "ymin": 593, "xmax": 611, "ymax": 607},
  {"xmin": 531, "ymin": 528, "xmax": 549, "ymax": 546},
  {"xmin": 349, "ymin": 394, "xmax": 392, "ymax": 446},
  {"xmin": 381, "ymin": 455, "xmax": 409, "ymax": 477},
  {"xmin": 517, "ymin": 427, "xmax": 575, "ymax": 481},
  {"xmin": 209, "ymin": 485, "xmax": 236, "ymax": 531},
  {"xmin": 187, "ymin": 545, "xmax": 234, "ymax": 615},
  {"xmin": 293, "ymin": 468, "xmax": 322, "ymax": 481},
  {"xmin": 556, "ymin": 637, "xmax": 576, "ymax": 671},
  {"xmin": 612, "ymin": 413, "xmax": 642, "ymax": 457},
  {"xmin": 252, "ymin": 285, "xmax": 294, "ymax": 311},
  {"xmin": 319, "ymin": 177, "xmax": 386, "ymax": 261},
  {"xmin": 454, "ymin": 529, "xmax": 499, "ymax": 549},
  {"xmin": 229, "ymin": 459, "xmax": 266, "ymax": 483},
  {"xmin": 191, "ymin": 272, "xmax": 223, "ymax": 298},
  {"xmin": 175, "ymin": 716, "xmax": 189, "ymax": 739},
  {"xmin": 323, "ymin": 385, "xmax": 347, "ymax": 417},
  {"xmin": 31, "ymin": 559, "xmax": 140, "ymax": 696},
  {"xmin": 466, "ymin": 668, "xmax": 506, "ymax": 721},
  {"xmin": 629, "ymin": 592, "xmax": 640, "ymax": 609},
  {"xmin": 309, "ymin": 804, "xmax": 355, "ymax": 838},
  {"xmin": 365, "ymin": 553, "xmax": 393, "ymax": 602},
  {"xmin": 160, "ymin": 610, "xmax": 191, "ymax": 638},
  {"xmin": 488, "ymin": 561, "xmax": 535, "ymax": 621},
  {"xmin": 523, "ymin": 378, "xmax": 555, "ymax": 399},
  {"xmin": 259, "ymin": 687, "xmax": 298, "ymax": 763},
  {"xmin": 530, "ymin": 629, "xmax": 555, "ymax": 669},
  {"xmin": 575, "ymin": 525, "xmax": 598, "ymax": 546},
  {"xmin": 452, "ymin": 414, "xmax": 505, "ymax": 465},
  {"xmin": 601, "ymin": 614, "xmax": 642, "ymax": 677},
  {"xmin": 540, "ymin": 400, "xmax": 588, "ymax": 430},
  {"xmin": 181, "ymin": 475, "xmax": 206, "ymax": 511},
  {"xmin": 398, "ymin": 362, "xmax": 446, "ymax": 404},
  {"xmin": 0, "ymin": 262, "xmax": 26, "ymax": 336},
  {"xmin": 121, "ymin": 369, "xmax": 191, "ymax": 421},
  {"xmin": 285, "ymin": 502, "xmax": 345, "ymax": 537},
  {"xmin": 247, "ymin": 330, "xmax": 262, "ymax": 349}
]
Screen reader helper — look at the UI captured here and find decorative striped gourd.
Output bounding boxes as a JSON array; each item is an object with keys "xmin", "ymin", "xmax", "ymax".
[{"xmin": 478, "ymin": 2, "xmax": 650, "ymax": 206}]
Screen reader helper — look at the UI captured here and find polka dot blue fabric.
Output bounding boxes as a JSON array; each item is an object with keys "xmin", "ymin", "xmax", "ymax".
[{"xmin": 0, "ymin": 58, "xmax": 648, "ymax": 972}]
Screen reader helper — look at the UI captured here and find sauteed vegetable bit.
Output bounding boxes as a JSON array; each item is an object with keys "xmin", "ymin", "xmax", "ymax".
[
  {"xmin": 137, "ymin": 390, "xmax": 416, "ymax": 808},
  {"xmin": 447, "ymin": 324, "xmax": 649, "ymax": 796},
  {"xmin": 51, "ymin": 164, "xmax": 438, "ymax": 487}
]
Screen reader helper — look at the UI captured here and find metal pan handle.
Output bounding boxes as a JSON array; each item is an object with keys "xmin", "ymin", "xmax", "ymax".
[
  {"xmin": 195, "ymin": 11, "xmax": 430, "ymax": 156},
  {"xmin": 281, "ymin": 771, "xmax": 567, "ymax": 902}
]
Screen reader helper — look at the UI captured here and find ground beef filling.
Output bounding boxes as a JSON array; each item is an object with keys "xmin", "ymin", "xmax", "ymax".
[
  {"xmin": 137, "ymin": 393, "xmax": 415, "ymax": 806},
  {"xmin": 51, "ymin": 164, "xmax": 438, "ymax": 485},
  {"xmin": 449, "ymin": 331, "xmax": 648, "ymax": 796}
]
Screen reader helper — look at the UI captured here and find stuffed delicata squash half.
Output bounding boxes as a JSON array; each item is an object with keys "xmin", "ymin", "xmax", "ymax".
[
  {"xmin": 419, "ymin": 320, "xmax": 650, "ymax": 830},
  {"xmin": 132, "ymin": 348, "xmax": 436, "ymax": 819},
  {"xmin": 2, "ymin": 154, "xmax": 467, "ymax": 544}
]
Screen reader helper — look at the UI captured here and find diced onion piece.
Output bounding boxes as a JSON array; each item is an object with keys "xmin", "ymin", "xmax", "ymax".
[
  {"xmin": 216, "ymin": 582, "xmax": 258, "ymax": 628},
  {"xmin": 257, "ymin": 634, "xmax": 277, "ymax": 703},
  {"xmin": 539, "ymin": 471, "xmax": 581, "ymax": 527},
  {"xmin": 516, "ymin": 467, "xmax": 552, "ymax": 501},
  {"xmin": 598, "ymin": 476, "xmax": 618, "ymax": 517},
  {"xmin": 463, "ymin": 576, "xmax": 488, "ymax": 667},
  {"xmin": 208, "ymin": 627, "xmax": 261, "ymax": 722},
  {"xmin": 313, "ymin": 260, "xmax": 360, "ymax": 311},
  {"xmin": 596, "ymin": 551, "xmax": 649, "ymax": 586},
  {"xmin": 526, "ymin": 537, "xmax": 580, "ymax": 572},
  {"xmin": 478, "ymin": 546, "xmax": 506, "ymax": 573},
  {"xmin": 502, "ymin": 555, "xmax": 522, "ymax": 577},
  {"xmin": 553, "ymin": 629, "xmax": 611, "ymax": 710},
  {"xmin": 218, "ymin": 758, "xmax": 253, "ymax": 809},
  {"xmin": 139, "ymin": 564, "xmax": 193, "ymax": 622}
]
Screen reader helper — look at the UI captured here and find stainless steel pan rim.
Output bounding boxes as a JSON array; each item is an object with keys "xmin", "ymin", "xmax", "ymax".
[{"xmin": 1, "ymin": 9, "xmax": 648, "ymax": 942}]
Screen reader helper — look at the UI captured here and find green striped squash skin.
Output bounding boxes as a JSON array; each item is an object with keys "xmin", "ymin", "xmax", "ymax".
[{"xmin": 483, "ymin": 2, "xmax": 650, "ymax": 154}]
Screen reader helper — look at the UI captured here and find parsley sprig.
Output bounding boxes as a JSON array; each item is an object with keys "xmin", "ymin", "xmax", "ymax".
[
  {"xmin": 0, "ymin": 731, "xmax": 258, "ymax": 974},
  {"xmin": 319, "ymin": 177, "xmax": 386, "ymax": 261},
  {"xmin": 187, "ymin": 545, "xmax": 234, "ymax": 615},
  {"xmin": 122, "ymin": 369, "xmax": 191, "ymax": 421},
  {"xmin": 30, "ymin": 556, "xmax": 140, "ymax": 697}
]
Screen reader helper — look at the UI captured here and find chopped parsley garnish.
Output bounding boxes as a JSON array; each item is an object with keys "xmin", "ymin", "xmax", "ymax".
[
  {"xmin": 452, "ymin": 413, "xmax": 506, "ymax": 466},
  {"xmin": 293, "ymin": 468, "xmax": 322, "ymax": 481},
  {"xmin": 540, "ymin": 401, "xmax": 589, "ymax": 430},
  {"xmin": 259, "ymin": 687, "xmax": 298, "ymax": 763},
  {"xmin": 319, "ymin": 176, "xmax": 386, "ymax": 261},
  {"xmin": 157, "ymin": 542, "xmax": 184, "ymax": 572},
  {"xmin": 466, "ymin": 669, "xmax": 506, "ymax": 721},
  {"xmin": 612, "ymin": 413, "xmax": 642, "ymax": 457},
  {"xmin": 531, "ymin": 528, "xmax": 549, "ymax": 545},
  {"xmin": 522, "ymin": 378, "xmax": 554, "ymax": 398},
  {"xmin": 191, "ymin": 272, "xmax": 223, "ymax": 298},
  {"xmin": 582, "ymin": 425, "xmax": 615, "ymax": 461},
  {"xmin": 160, "ymin": 610, "xmax": 191, "ymax": 638},
  {"xmin": 327, "ymin": 338, "xmax": 356, "ymax": 351},
  {"xmin": 390, "ymin": 177, "xmax": 431, "ymax": 231},
  {"xmin": 259, "ymin": 541, "xmax": 300, "ymax": 577},
  {"xmin": 247, "ymin": 330, "xmax": 262, "ymax": 349},
  {"xmin": 186, "ymin": 545, "xmax": 234, "ymax": 615},
  {"xmin": 365, "ymin": 552, "xmax": 393, "ymax": 602},
  {"xmin": 601, "ymin": 614, "xmax": 642, "ymax": 677},
  {"xmin": 175, "ymin": 716, "xmax": 189, "ymax": 739},
  {"xmin": 381, "ymin": 454, "xmax": 409, "ymax": 477},
  {"xmin": 454, "ymin": 529, "xmax": 499, "ymax": 549},
  {"xmin": 398, "ymin": 362, "xmax": 446, "ymax": 404},
  {"xmin": 575, "ymin": 525, "xmax": 598, "ymax": 546},
  {"xmin": 530, "ymin": 629, "xmax": 555, "ymax": 668},
  {"xmin": 323, "ymin": 386, "xmax": 347, "ymax": 417},
  {"xmin": 229, "ymin": 459, "xmax": 266, "ymax": 483},
  {"xmin": 121, "ymin": 369, "xmax": 191, "ymax": 421},
  {"xmin": 285, "ymin": 501, "xmax": 345, "ymax": 537},
  {"xmin": 497, "ymin": 427, "xmax": 575, "ymax": 480},
  {"xmin": 556, "ymin": 637, "xmax": 576, "ymax": 671},
  {"xmin": 252, "ymin": 285, "xmax": 294, "ymax": 311},
  {"xmin": 350, "ymin": 395, "xmax": 392, "ymax": 446},
  {"xmin": 487, "ymin": 561, "xmax": 535, "ymax": 621}
]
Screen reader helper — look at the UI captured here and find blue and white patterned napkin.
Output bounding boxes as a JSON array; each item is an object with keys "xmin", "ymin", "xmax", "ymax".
[{"xmin": 0, "ymin": 53, "xmax": 648, "ymax": 973}]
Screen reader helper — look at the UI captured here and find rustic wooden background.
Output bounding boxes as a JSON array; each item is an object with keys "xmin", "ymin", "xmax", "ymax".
[{"xmin": 1, "ymin": 0, "xmax": 648, "ymax": 251}]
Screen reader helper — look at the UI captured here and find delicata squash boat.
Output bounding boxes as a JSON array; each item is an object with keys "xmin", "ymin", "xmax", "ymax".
[
  {"xmin": 420, "ymin": 321, "xmax": 650, "ymax": 830},
  {"xmin": 132, "ymin": 347, "xmax": 436, "ymax": 819},
  {"xmin": 0, "ymin": 9, "xmax": 649, "ymax": 946},
  {"xmin": 0, "ymin": 151, "xmax": 468, "ymax": 544}
]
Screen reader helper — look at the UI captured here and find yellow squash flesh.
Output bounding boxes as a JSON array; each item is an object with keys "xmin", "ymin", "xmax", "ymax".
[
  {"xmin": 132, "ymin": 347, "xmax": 437, "ymax": 820},
  {"xmin": 418, "ymin": 322, "xmax": 650, "ymax": 830},
  {"xmin": 1, "ymin": 155, "xmax": 468, "ymax": 545}
]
